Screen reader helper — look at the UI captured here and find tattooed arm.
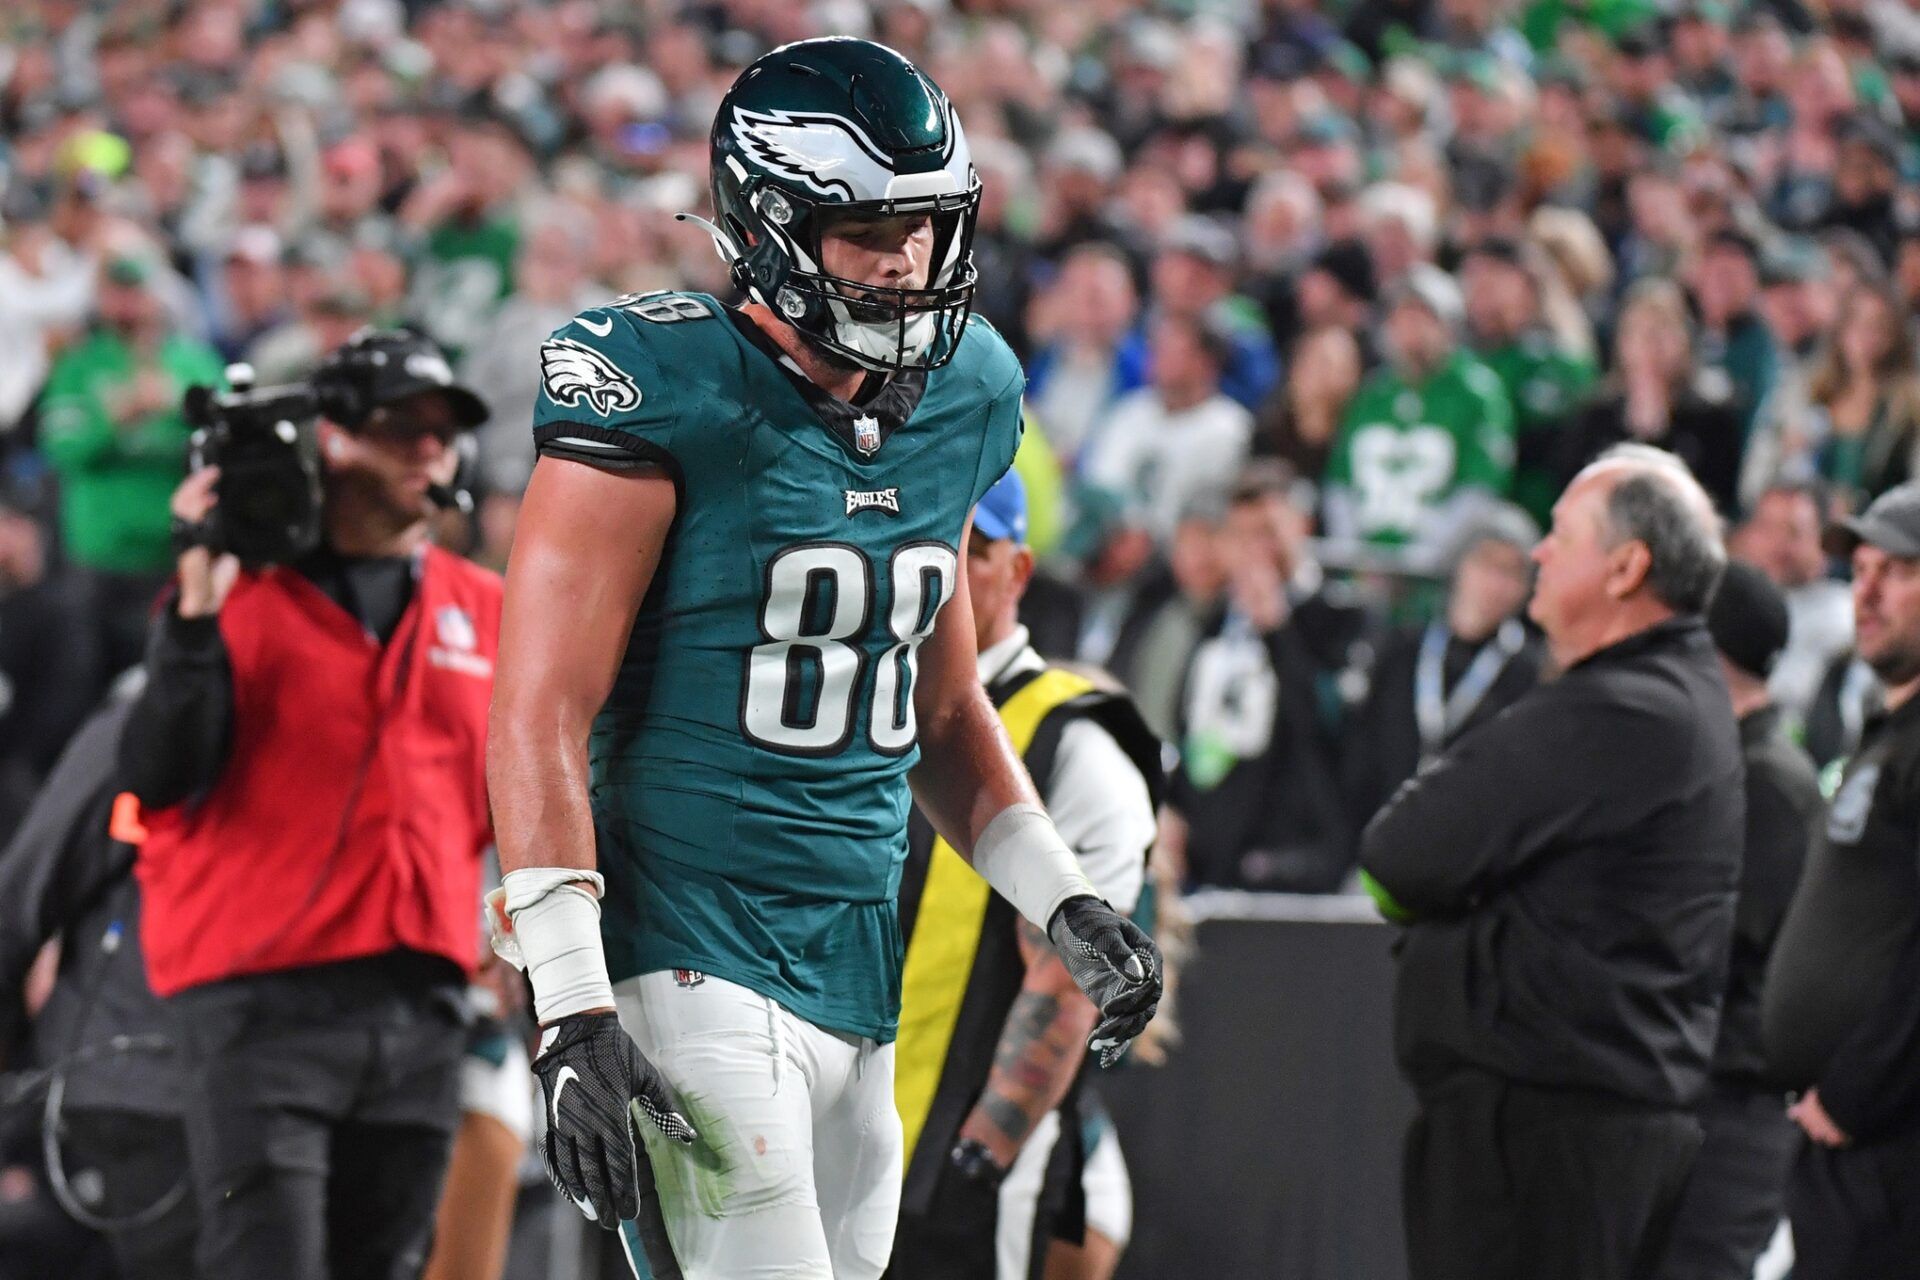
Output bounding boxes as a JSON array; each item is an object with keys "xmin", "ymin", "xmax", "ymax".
[{"xmin": 956, "ymin": 917, "xmax": 1101, "ymax": 1167}]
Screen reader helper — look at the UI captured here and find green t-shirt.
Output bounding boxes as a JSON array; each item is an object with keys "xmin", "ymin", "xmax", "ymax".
[
  {"xmin": 411, "ymin": 215, "xmax": 520, "ymax": 357},
  {"xmin": 531, "ymin": 293, "xmax": 1024, "ymax": 1042},
  {"xmin": 1327, "ymin": 350, "xmax": 1515, "ymax": 545},
  {"xmin": 1480, "ymin": 332, "xmax": 1597, "ymax": 527},
  {"xmin": 38, "ymin": 331, "xmax": 226, "ymax": 573}
]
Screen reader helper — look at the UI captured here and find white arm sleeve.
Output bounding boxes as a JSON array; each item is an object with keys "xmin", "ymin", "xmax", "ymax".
[{"xmin": 1042, "ymin": 718, "xmax": 1155, "ymax": 915}]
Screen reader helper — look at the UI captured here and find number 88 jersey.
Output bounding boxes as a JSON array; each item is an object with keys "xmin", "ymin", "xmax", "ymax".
[{"xmin": 530, "ymin": 291, "xmax": 1024, "ymax": 1042}]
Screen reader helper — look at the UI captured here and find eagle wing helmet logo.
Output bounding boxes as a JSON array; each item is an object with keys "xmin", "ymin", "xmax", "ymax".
[
  {"xmin": 540, "ymin": 338, "xmax": 643, "ymax": 417},
  {"xmin": 728, "ymin": 107, "xmax": 904, "ymax": 202}
]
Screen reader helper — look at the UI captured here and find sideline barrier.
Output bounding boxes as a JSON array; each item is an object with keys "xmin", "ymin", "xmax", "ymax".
[{"xmin": 1103, "ymin": 892, "xmax": 1414, "ymax": 1280}]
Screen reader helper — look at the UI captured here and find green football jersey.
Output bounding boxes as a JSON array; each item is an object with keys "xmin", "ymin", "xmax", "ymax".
[
  {"xmin": 1327, "ymin": 350, "xmax": 1516, "ymax": 545},
  {"xmin": 530, "ymin": 292, "xmax": 1024, "ymax": 1042},
  {"xmin": 1480, "ymin": 332, "xmax": 1597, "ymax": 528}
]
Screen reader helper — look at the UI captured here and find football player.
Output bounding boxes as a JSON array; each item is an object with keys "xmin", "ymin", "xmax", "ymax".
[{"xmin": 486, "ymin": 38, "xmax": 1162, "ymax": 1280}]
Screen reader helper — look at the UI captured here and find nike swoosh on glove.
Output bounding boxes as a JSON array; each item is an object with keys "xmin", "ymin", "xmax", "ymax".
[
  {"xmin": 1048, "ymin": 894, "xmax": 1163, "ymax": 1068},
  {"xmin": 533, "ymin": 1011, "xmax": 696, "ymax": 1229}
]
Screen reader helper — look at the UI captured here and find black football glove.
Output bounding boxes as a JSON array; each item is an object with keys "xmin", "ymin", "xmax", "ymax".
[
  {"xmin": 533, "ymin": 1011, "xmax": 697, "ymax": 1230},
  {"xmin": 1047, "ymin": 894, "xmax": 1162, "ymax": 1067}
]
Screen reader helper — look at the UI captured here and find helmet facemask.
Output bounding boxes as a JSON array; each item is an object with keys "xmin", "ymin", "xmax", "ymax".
[{"xmin": 729, "ymin": 179, "xmax": 980, "ymax": 373}]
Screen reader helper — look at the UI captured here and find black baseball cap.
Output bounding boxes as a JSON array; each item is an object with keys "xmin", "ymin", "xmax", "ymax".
[
  {"xmin": 1830, "ymin": 482, "xmax": 1920, "ymax": 558},
  {"xmin": 1707, "ymin": 559, "xmax": 1790, "ymax": 679},
  {"xmin": 335, "ymin": 329, "xmax": 489, "ymax": 429}
]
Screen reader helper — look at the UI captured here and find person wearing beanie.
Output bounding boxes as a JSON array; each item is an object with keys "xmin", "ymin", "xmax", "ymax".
[
  {"xmin": 1323, "ymin": 264, "xmax": 1516, "ymax": 555},
  {"xmin": 1656, "ymin": 559, "xmax": 1821, "ymax": 1280}
]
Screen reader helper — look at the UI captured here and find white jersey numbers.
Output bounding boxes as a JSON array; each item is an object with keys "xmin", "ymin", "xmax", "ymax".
[{"xmin": 742, "ymin": 542, "xmax": 957, "ymax": 756}]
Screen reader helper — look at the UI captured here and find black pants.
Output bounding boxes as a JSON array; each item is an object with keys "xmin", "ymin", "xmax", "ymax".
[
  {"xmin": 887, "ymin": 1127, "xmax": 1080, "ymax": 1280},
  {"xmin": 1788, "ymin": 1123, "xmax": 1920, "ymax": 1280},
  {"xmin": 59, "ymin": 1107, "xmax": 199, "ymax": 1280},
  {"xmin": 169, "ymin": 953, "xmax": 466, "ymax": 1280},
  {"xmin": 1653, "ymin": 1084, "xmax": 1798, "ymax": 1280},
  {"xmin": 1403, "ymin": 1071, "xmax": 1703, "ymax": 1280}
]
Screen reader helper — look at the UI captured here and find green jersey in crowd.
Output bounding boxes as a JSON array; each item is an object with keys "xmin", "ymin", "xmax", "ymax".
[
  {"xmin": 1327, "ymin": 349, "xmax": 1516, "ymax": 546},
  {"xmin": 530, "ymin": 292, "xmax": 1024, "ymax": 1043},
  {"xmin": 39, "ymin": 330, "xmax": 226, "ymax": 574},
  {"xmin": 1479, "ymin": 332, "xmax": 1597, "ymax": 528}
]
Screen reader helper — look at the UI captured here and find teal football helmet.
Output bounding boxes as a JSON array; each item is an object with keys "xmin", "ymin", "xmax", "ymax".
[{"xmin": 704, "ymin": 38, "xmax": 979, "ymax": 372}]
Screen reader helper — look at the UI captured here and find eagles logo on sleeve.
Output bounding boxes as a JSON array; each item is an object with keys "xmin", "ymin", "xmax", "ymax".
[{"xmin": 541, "ymin": 337, "xmax": 644, "ymax": 418}]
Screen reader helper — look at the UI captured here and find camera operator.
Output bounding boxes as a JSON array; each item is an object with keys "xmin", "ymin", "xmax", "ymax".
[{"xmin": 117, "ymin": 329, "xmax": 500, "ymax": 1280}]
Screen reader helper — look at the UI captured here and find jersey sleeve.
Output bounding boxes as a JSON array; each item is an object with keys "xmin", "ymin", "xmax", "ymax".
[
  {"xmin": 969, "ymin": 363, "xmax": 1027, "ymax": 510},
  {"xmin": 532, "ymin": 308, "xmax": 684, "ymax": 483}
]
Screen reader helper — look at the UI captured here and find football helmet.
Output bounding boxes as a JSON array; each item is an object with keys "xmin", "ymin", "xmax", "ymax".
[{"xmin": 703, "ymin": 38, "xmax": 979, "ymax": 372}]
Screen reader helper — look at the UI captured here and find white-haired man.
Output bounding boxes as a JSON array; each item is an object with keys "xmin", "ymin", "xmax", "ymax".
[{"xmin": 1361, "ymin": 445, "xmax": 1744, "ymax": 1280}]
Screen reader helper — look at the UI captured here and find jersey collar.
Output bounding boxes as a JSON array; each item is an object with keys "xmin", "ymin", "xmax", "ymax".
[{"xmin": 725, "ymin": 306, "xmax": 928, "ymax": 459}]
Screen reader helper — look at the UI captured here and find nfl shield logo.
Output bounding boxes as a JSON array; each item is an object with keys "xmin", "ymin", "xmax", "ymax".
[
  {"xmin": 435, "ymin": 605, "xmax": 476, "ymax": 651},
  {"xmin": 853, "ymin": 414, "xmax": 881, "ymax": 455},
  {"xmin": 673, "ymin": 969, "xmax": 705, "ymax": 989}
]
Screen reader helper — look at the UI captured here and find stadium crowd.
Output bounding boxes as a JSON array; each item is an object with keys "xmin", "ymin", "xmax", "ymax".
[{"xmin": 3, "ymin": 0, "xmax": 1920, "ymax": 1273}]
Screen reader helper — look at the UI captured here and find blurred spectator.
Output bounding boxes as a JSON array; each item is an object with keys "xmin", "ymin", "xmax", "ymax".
[
  {"xmin": 1257, "ymin": 325, "xmax": 1363, "ymax": 483},
  {"xmin": 461, "ymin": 207, "xmax": 601, "ymax": 497},
  {"xmin": 1819, "ymin": 115, "xmax": 1903, "ymax": 264},
  {"xmin": 1359, "ymin": 182, "xmax": 1439, "ymax": 287},
  {"xmin": 0, "ymin": 492, "xmax": 95, "ymax": 842},
  {"xmin": 1741, "ymin": 239, "xmax": 1834, "ymax": 505},
  {"xmin": 965, "ymin": 138, "xmax": 1039, "ymax": 355},
  {"xmin": 1324, "ymin": 264, "xmax": 1515, "ymax": 554},
  {"xmin": 1109, "ymin": 493, "xmax": 1232, "ymax": 743},
  {"xmin": 208, "ymin": 225, "xmax": 288, "ymax": 364},
  {"xmin": 1461, "ymin": 237, "xmax": 1598, "ymax": 527},
  {"xmin": 1733, "ymin": 480, "xmax": 1855, "ymax": 725},
  {"xmin": 1261, "ymin": 238, "xmax": 1378, "ymax": 366},
  {"xmin": 1672, "ymin": 1, "xmax": 1740, "ymax": 124},
  {"xmin": 1161, "ymin": 464, "xmax": 1370, "ymax": 893},
  {"xmin": 1081, "ymin": 313, "xmax": 1254, "ymax": 546},
  {"xmin": 1619, "ymin": 161, "xmax": 1697, "ymax": 296},
  {"xmin": 1563, "ymin": 278, "xmax": 1745, "ymax": 514},
  {"xmin": 401, "ymin": 119, "xmax": 529, "ymax": 358},
  {"xmin": 38, "ymin": 254, "xmax": 224, "ymax": 684},
  {"xmin": 0, "ymin": 202, "xmax": 96, "ymax": 436},
  {"xmin": 1806, "ymin": 281, "xmax": 1920, "ymax": 511},
  {"xmin": 1148, "ymin": 216, "xmax": 1281, "ymax": 411},
  {"xmin": 1348, "ymin": 506, "xmax": 1546, "ymax": 826},
  {"xmin": 1687, "ymin": 229, "xmax": 1782, "ymax": 444},
  {"xmin": 1657, "ymin": 560, "xmax": 1819, "ymax": 1280},
  {"xmin": 248, "ymin": 276, "xmax": 375, "ymax": 386},
  {"xmin": 1025, "ymin": 243, "xmax": 1150, "ymax": 470},
  {"xmin": 1034, "ymin": 128, "xmax": 1127, "ymax": 262}
]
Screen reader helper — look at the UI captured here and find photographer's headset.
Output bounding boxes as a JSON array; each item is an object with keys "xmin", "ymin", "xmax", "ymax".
[{"xmin": 316, "ymin": 327, "xmax": 483, "ymax": 515}]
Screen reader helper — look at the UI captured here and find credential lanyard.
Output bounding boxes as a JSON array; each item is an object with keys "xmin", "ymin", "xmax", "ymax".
[{"xmin": 1415, "ymin": 618, "xmax": 1525, "ymax": 759}]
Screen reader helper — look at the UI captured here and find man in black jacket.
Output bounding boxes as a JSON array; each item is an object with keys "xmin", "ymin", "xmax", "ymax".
[
  {"xmin": 1765, "ymin": 482, "xmax": 1920, "ymax": 1280},
  {"xmin": 1656, "ymin": 560, "xmax": 1821, "ymax": 1280},
  {"xmin": 1361, "ymin": 444, "xmax": 1743, "ymax": 1280}
]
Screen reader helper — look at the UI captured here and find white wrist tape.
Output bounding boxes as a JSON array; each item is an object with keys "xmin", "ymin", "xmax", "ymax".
[
  {"xmin": 488, "ymin": 868, "xmax": 614, "ymax": 1024},
  {"xmin": 971, "ymin": 803, "xmax": 1096, "ymax": 929}
]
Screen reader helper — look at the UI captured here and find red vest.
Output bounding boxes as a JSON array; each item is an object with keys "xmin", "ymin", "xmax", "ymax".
[{"xmin": 137, "ymin": 547, "xmax": 501, "ymax": 996}]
